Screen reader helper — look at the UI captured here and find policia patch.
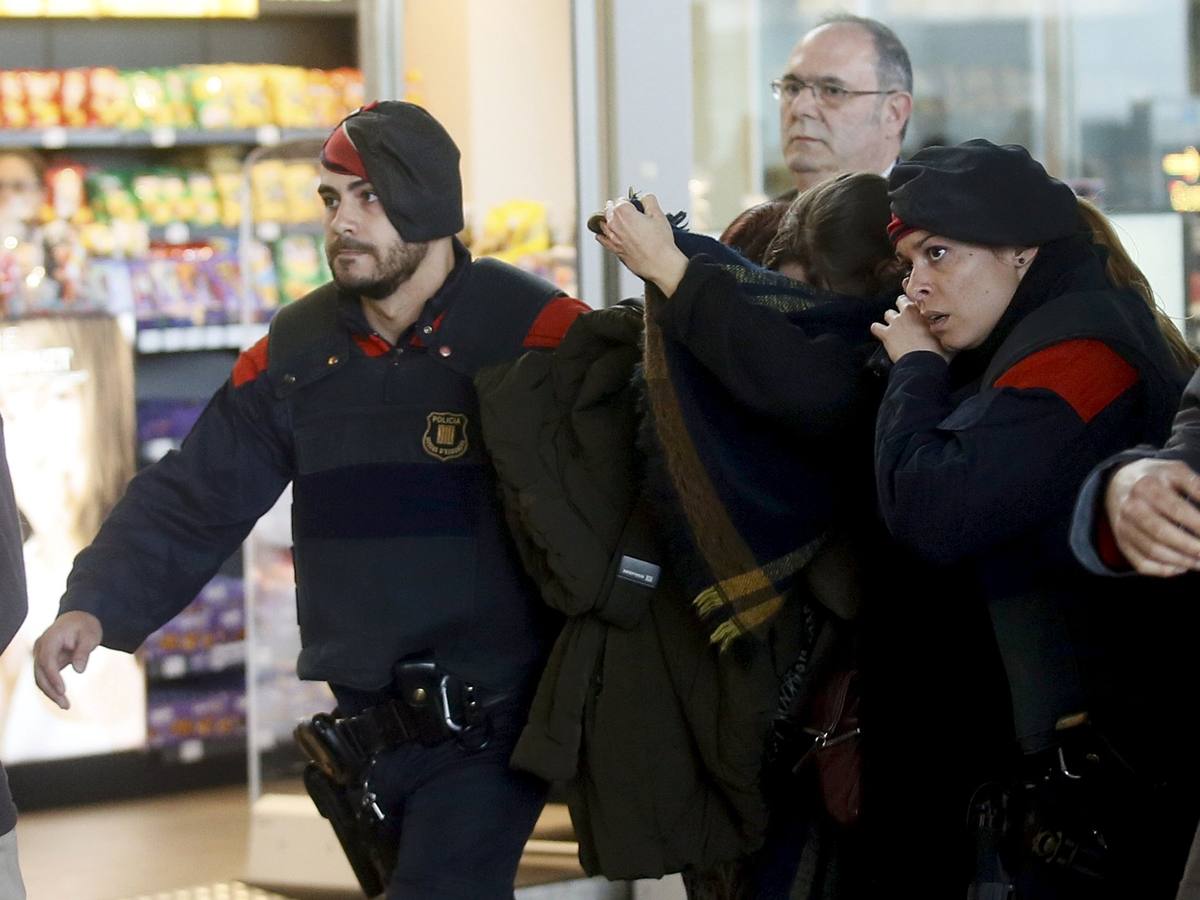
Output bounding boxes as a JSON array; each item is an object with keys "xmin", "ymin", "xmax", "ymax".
[{"xmin": 423, "ymin": 411, "xmax": 470, "ymax": 461}]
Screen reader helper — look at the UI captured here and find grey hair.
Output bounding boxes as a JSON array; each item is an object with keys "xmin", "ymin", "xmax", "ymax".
[
  {"xmin": 817, "ymin": 13, "xmax": 912, "ymax": 93},
  {"xmin": 816, "ymin": 14, "xmax": 912, "ymax": 138}
]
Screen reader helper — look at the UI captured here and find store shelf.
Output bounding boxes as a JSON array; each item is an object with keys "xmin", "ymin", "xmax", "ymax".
[
  {"xmin": 145, "ymin": 640, "xmax": 247, "ymax": 681},
  {"xmin": 0, "ymin": 126, "xmax": 332, "ymax": 151},
  {"xmin": 260, "ymin": 0, "xmax": 357, "ymax": 15},
  {"xmin": 144, "ymin": 224, "xmax": 236, "ymax": 245},
  {"xmin": 137, "ymin": 322, "xmax": 267, "ymax": 353},
  {"xmin": 154, "ymin": 734, "xmax": 246, "ymax": 765},
  {"xmin": 146, "ymin": 222, "xmax": 322, "ymax": 244}
]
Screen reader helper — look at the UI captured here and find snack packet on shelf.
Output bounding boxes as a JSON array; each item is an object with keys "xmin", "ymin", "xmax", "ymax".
[
  {"xmin": 243, "ymin": 237, "xmax": 280, "ymax": 319},
  {"xmin": 131, "ymin": 172, "xmax": 170, "ymax": 227},
  {"xmin": 473, "ymin": 199, "xmax": 552, "ymax": 264},
  {"xmin": 127, "ymin": 69, "xmax": 171, "ymax": 129},
  {"xmin": 265, "ymin": 66, "xmax": 314, "ymax": 129},
  {"xmin": 159, "ymin": 170, "xmax": 193, "ymax": 225},
  {"xmin": 162, "ymin": 67, "xmax": 195, "ymax": 129},
  {"xmin": 190, "ymin": 65, "xmax": 236, "ymax": 131},
  {"xmin": 88, "ymin": 67, "xmax": 132, "ymax": 129},
  {"xmin": 330, "ymin": 67, "xmax": 364, "ymax": 119},
  {"xmin": 188, "ymin": 171, "xmax": 222, "ymax": 228},
  {"xmin": 0, "ymin": 70, "xmax": 28, "ymax": 130},
  {"xmin": 282, "ymin": 161, "xmax": 321, "ymax": 224},
  {"xmin": 250, "ymin": 160, "xmax": 289, "ymax": 224},
  {"xmin": 42, "ymin": 218, "xmax": 88, "ymax": 309},
  {"xmin": 272, "ymin": 233, "xmax": 324, "ymax": 305},
  {"xmin": 213, "ymin": 170, "xmax": 244, "ymax": 230},
  {"xmin": 82, "ymin": 257, "xmax": 135, "ymax": 318},
  {"xmin": 21, "ymin": 70, "xmax": 62, "ymax": 128},
  {"xmin": 87, "ymin": 169, "xmax": 141, "ymax": 223},
  {"xmin": 201, "ymin": 249, "xmax": 243, "ymax": 324},
  {"xmin": 60, "ymin": 68, "xmax": 90, "ymax": 128},
  {"xmin": 227, "ymin": 65, "xmax": 270, "ymax": 129},
  {"xmin": 306, "ymin": 69, "xmax": 341, "ymax": 127},
  {"xmin": 145, "ymin": 242, "xmax": 215, "ymax": 327}
]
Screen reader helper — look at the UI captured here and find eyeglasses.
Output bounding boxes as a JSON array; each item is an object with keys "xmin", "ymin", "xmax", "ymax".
[
  {"xmin": 0, "ymin": 180, "xmax": 40, "ymax": 194},
  {"xmin": 770, "ymin": 76, "xmax": 898, "ymax": 108}
]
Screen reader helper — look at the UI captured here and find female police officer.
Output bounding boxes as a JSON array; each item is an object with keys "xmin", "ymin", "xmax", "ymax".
[{"xmin": 871, "ymin": 139, "xmax": 1199, "ymax": 898}]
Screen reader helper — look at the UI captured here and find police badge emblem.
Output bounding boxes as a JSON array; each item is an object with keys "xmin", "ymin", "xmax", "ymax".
[{"xmin": 422, "ymin": 411, "xmax": 469, "ymax": 461}]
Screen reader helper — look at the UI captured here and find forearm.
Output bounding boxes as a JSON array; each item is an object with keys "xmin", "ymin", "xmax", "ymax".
[
  {"xmin": 62, "ymin": 381, "xmax": 292, "ymax": 650},
  {"xmin": 653, "ymin": 257, "xmax": 869, "ymax": 435}
]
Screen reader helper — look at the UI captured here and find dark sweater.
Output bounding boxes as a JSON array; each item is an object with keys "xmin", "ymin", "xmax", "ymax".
[{"xmin": 0, "ymin": 414, "xmax": 29, "ymax": 835}]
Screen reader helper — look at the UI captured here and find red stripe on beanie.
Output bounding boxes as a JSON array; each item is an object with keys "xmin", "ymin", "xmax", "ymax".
[
  {"xmin": 321, "ymin": 124, "xmax": 367, "ymax": 179},
  {"xmin": 887, "ymin": 213, "xmax": 916, "ymax": 245}
]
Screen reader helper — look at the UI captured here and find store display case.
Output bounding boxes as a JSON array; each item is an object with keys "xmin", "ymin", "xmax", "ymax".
[
  {"xmin": 0, "ymin": 315, "xmax": 140, "ymax": 765},
  {"xmin": 0, "ymin": 3, "xmax": 360, "ymax": 808}
]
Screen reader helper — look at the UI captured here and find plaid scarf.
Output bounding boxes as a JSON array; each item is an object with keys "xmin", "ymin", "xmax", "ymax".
[{"xmin": 641, "ymin": 231, "xmax": 884, "ymax": 650}]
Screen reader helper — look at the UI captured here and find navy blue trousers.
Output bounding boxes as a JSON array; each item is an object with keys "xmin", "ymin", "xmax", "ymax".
[{"xmin": 368, "ymin": 706, "xmax": 548, "ymax": 899}]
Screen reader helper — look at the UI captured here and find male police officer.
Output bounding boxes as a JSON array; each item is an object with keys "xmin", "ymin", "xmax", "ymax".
[{"xmin": 32, "ymin": 101, "xmax": 588, "ymax": 899}]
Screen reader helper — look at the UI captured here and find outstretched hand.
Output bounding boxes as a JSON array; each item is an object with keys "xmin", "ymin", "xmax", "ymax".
[
  {"xmin": 594, "ymin": 194, "xmax": 688, "ymax": 297},
  {"xmin": 33, "ymin": 610, "xmax": 103, "ymax": 710}
]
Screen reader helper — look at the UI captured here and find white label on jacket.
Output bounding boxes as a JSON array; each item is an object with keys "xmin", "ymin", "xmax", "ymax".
[{"xmin": 617, "ymin": 556, "xmax": 660, "ymax": 588}]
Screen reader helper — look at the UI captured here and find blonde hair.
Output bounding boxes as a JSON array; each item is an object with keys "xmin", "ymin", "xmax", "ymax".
[{"xmin": 1076, "ymin": 198, "xmax": 1198, "ymax": 370}]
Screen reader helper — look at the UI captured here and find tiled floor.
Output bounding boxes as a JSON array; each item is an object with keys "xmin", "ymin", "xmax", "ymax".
[{"xmin": 16, "ymin": 784, "xmax": 588, "ymax": 900}]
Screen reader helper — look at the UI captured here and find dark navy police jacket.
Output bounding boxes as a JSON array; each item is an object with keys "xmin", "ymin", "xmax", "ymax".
[{"xmin": 59, "ymin": 241, "xmax": 587, "ymax": 700}]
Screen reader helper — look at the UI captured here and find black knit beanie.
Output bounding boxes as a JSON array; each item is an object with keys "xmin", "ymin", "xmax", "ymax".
[
  {"xmin": 321, "ymin": 101, "xmax": 464, "ymax": 242},
  {"xmin": 887, "ymin": 139, "xmax": 1080, "ymax": 247}
]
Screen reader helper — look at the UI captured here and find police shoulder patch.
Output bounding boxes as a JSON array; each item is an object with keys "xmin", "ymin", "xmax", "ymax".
[{"xmin": 422, "ymin": 411, "xmax": 470, "ymax": 461}]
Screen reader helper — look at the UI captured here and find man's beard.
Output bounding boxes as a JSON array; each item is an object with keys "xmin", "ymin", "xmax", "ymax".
[{"xmin": 328, "ymin": 235, "xmax": 430, "ymax": 299}]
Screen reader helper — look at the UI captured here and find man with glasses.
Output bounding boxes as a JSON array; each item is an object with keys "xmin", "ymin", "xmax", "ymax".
[{"xmin": 772, "ymin": 14, "xmax": 913, "ymax": 196}]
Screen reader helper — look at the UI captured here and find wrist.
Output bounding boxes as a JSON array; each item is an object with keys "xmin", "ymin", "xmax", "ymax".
[
  {"xmin": 892, "ymin": 348, "xmax": 950, "ymax": 369},
  {"xmin": 649, "ymin": 251, "xmax": 688, "ymax": 298}
]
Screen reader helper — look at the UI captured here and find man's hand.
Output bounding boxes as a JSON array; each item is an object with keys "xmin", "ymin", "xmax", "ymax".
[
  {"xmin": 1104, "ymin": 457, "xmax": 1200, "ymax": 577},
  {"xmin": 33, "ymin": 611, "xmax": 103, "ymax": 710},
  {"xmin": 869, "ymin": 296, "xmax": 950, "ymax": 363},
  {"xmin": 594, "ymin": 194, "xmax": 688, "ymax": 297}
]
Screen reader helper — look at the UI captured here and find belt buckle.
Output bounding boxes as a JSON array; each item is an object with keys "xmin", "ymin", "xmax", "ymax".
[{"xmin": 393, "ymin": 660, "xmax": 490, "ymax": 749}]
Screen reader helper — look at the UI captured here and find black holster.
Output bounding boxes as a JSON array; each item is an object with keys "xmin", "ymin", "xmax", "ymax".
[
  {"xmin": 294, "ymin": 661, "xmax": 497, "ymax": 897},
  {"xmin": 302, "ymin": 763, "xmax": 398, "ymax": 898}
]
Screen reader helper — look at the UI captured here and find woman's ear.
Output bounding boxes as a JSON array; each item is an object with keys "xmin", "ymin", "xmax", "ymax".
[{"xmin": 1012, "ymin": 247, "xmax": 1039, "ymax": 271}]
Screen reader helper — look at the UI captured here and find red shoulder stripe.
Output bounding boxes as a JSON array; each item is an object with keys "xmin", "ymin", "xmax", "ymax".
[
  {"xmin": 993, "ymin": 339, "xmax": 1138, "ymax": 424},
  {"xmin": 523, "ymin": 297, "xmax": 590, "ymax": 349},
  {"xmin": 231, "ymin": 335, "xmax": 270, "ymax": 388}
]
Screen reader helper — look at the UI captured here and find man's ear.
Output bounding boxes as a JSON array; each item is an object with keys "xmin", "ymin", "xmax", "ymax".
[{"xmin": 883, "ymin": 92, "xmax": 913, "ymax": 139}]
